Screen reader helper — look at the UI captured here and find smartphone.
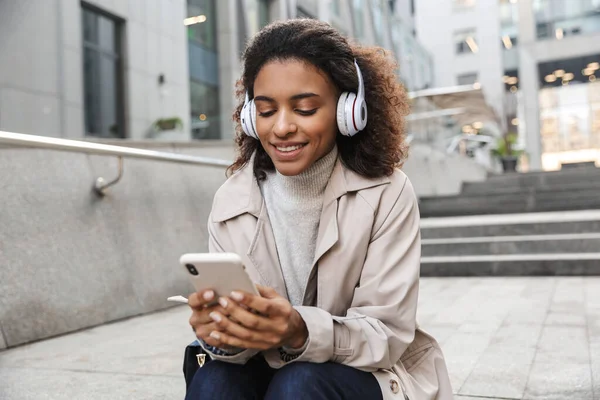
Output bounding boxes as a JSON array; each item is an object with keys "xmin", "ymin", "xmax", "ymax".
[{"xmin": 179, "ymin": 253, "xmax": 260, "ymax": 303}]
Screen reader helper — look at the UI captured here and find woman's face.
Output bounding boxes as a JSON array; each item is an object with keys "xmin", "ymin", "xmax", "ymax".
[{"xmin": 253, "ymin": 59, "xmax": 339, "ymax": 176}]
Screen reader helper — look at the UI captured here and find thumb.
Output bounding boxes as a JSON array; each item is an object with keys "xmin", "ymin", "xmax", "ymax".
[{"xmin": 256, "ymin": 284, "xmax": 279, "ymax": 299}]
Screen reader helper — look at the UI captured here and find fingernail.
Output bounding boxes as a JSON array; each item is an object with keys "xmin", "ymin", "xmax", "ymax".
[
  {"xmin": 203, "ymin": 290, "xmax": 214, "ymax": 301},
  {"xmin": 218, "ymin": 297, "xmax": 228, "ymax": 308},
  {"xmin": 230, "ymin": 291, "xmax": 244, "ymax": 302},
  {"xmin": 209, "ymin": 312, "xmax": 221, "ymax": 323},
  {"xmin": 210, "ymin": 331, "xmax": 221, "ymax": 340}
]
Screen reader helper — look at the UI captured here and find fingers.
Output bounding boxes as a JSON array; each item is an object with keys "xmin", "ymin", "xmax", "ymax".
[
  {"xmin": 229, "ymin": 289, "xmax": 290, "ymax": 317},
  {"xmin": 256, "ymin": 285, "xmax": 279, "ymax": 299},
  {"xmin": 188, "ymin": 289, "xmax": 216, "ymax": 309},
  {"xmin": 192, "ymin": 321, "xmax": 221, "ymax": 345},
  {"xmin": 189, "ymin": 304, "xmax": 226, "ymax": 326},
  {"xmin": 215, "ymin": 297, "xmax": 273, "ymax": 331},
  {"xmin": 207, "ymin": 310, "xmax": 275, "ymax": 347}
]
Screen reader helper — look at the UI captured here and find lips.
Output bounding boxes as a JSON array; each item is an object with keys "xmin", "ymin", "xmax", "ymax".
[
  {"xmin": 271, "ymin": 142, "xmax": 307, "ymax": 160},
  {"xmin": 275, "ymin": 144, "xmax": 305, "ymax": 152}
]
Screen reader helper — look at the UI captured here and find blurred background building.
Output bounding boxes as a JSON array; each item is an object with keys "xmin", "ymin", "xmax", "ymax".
[
  {"xmin": 1, "ymin": 1, "xmax": 599, "ymax": 169},
  {"xmin": 415, "ymin": 0, "xmax": 600, "ymax": 170},
  {"xmin": 188, "ymin": 0, "xmax": 435, "ymax": 140},
  {"xmin": 0, "ymin": 0, "xmax": 191, "ymax": 141}
]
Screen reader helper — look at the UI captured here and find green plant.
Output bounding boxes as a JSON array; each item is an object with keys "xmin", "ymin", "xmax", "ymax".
[
  {"xmin": 153, "ymin": 117, "xmax": 184, "ymax": 131},
  {"xmin": 491, "ymin": 132, "xmax": 524, "ymax": 158}
]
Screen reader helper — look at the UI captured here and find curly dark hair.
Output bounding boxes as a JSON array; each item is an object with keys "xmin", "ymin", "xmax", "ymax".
[{"xmin": 228, "ymin": 18, "xmax": 410, "ymax": 180}]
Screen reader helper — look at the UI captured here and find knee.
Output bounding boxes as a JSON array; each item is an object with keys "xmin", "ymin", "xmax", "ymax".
[
  {"xmin": 277, "ymin": 362, "xmax": 325, "ymax": 384},
  {"xmin": 186, "ymin": 361, "xmax": 237, "ymax": 395},
  {"xmin": 266, "ymin": 363, "xmax": 328, "ymax": 397}
]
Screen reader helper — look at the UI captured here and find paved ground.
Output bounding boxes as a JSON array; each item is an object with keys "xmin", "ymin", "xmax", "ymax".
[{"xmin": 1, "ymin": 277, "xmax": 598, "ymax": 399}]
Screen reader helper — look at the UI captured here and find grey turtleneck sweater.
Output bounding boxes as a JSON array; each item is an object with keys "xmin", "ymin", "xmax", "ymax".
[{"xmin": 260, "ymin": 146, "xmax": 338, "ymax": 306}]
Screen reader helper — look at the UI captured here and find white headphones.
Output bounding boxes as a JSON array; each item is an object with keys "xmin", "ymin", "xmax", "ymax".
[{"xmin": 240, "ymin": 59, "xmax": 368, "ymax": 139}]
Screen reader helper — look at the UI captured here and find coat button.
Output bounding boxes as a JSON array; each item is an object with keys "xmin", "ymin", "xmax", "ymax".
[{"xmin": 389, "ymin": 379, "xmax": 400, "ymax": 394}]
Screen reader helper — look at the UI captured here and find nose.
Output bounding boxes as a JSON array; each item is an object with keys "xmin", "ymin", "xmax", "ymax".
[{"xmin": 272, "ymin": 109, "xmax": 297, "ymax": 138}]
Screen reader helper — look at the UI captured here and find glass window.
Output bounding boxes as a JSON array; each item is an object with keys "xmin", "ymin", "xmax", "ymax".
[
  {"xmin": 187, "ymin": 0, "xmax": 217, "ymax": 51},
  {"xmin": 259, "ymin": 0, "xmax": 270, "ymax": 27},
  {"xmin": 190, "ymin": 81, "xmax": 220, "ymax": 140},
  {"xmin": 500, "ymin": 0, "xmax": 519, "ymax": 49},
  {"xmin": 242, "ymin": 0, "xmax": 270, "ymax": 37},
  {"xmin": 503, "ymin": 69, "xmax": 520, "ymax": 92},
  {"xmin": 296, "ymin": 7, "xmax": 316, "ymax": 18},
  {"xmin": 534, "ymin": 0, "xmax": 600, "ymax": 40},
  {"xmin": 82, "ymin": 7, "xmax": 124, "ymax": 138},
  {"xmin": 457, "ymin": 73, "xmax": 478, "ymax": 85},
  {"xmin": 538, "ymin": 54, "xmax": 600, "ymax": 88},
  {"xmin": 372, "ymin": 0, "xmax": 385, "ymax": 45},
  {"xmin": 187, "ymin": 0, "xmax": 221, "ymax": 139},
  {"xmin": 454, "ymin": 29, "xmax": 478, "ymax": 54},
  {"xmin": 538, "ymin": 54, "xmax": 600, "ymax": 169},
  {"xmin": 352, "ymin": 0, "xmax": 365, "ymax": 39},
  {"xmin": 332, "ymin": 0, "xmax": 341, "ymax": 16}
]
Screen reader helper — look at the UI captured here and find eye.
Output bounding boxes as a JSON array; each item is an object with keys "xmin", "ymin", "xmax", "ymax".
[
  {"xmin": 258, "ymin": 110, "xmax": 276, "ymax": 117},
  {"xmin": 296, "ymin": 108, "xmax": 318, "ymax": 116}
]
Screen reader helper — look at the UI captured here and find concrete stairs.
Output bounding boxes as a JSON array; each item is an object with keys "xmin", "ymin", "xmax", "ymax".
[
  {"xmin": 420, "ymin": 210, "xmax": 600, "ymax": 276},
  {"xmin": 419, "ymin": 165, "xmax": 600, "ymax": 217}
]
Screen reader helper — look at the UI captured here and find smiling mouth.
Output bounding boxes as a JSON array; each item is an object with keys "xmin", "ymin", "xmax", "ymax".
[{"xmin": 274, "ymin": 144, "xmax": 306, "ymax": 152}]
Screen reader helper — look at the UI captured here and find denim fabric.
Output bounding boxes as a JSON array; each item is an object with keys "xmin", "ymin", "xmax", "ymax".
[{"xmin": 185, "ymin": 356, "xmax": 382, "ymax": 400}]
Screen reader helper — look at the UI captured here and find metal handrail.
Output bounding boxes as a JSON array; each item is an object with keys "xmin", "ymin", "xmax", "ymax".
[{"xmin": 0, "ymin": 131, "xmax": 231, "ymax": 195}]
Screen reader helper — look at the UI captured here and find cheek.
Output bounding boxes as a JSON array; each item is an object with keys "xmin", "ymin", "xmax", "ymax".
[{"xmin": 305, "ymin": 115, "xmax": 337, "ymax": 143}]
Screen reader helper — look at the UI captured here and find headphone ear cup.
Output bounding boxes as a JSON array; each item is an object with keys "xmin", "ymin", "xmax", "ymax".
[
  {"xmin": 343, "ymin": 92, "xmax": 360, "ymax": 137},
  {"xmin": 241, "ymin": 100, "xmax": 258, "ymax": 139},
  {"xmin": 241, "ymin": 103, "xmax": 251, "ymax": 137},
  {"xmin": 354, "ymin": 98, "xmax": 368, "ymax": 131},
  {"xmin": 249, "ymin": 100, "xmax": 258, "ymax": 139},
  {"xmin": 336, "ymin": 92, "xmax": 351, "ymax": 136}
]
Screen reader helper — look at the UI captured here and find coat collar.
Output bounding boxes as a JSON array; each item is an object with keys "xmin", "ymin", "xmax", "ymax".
[{"xmin": 211, "ymin": 156, "xmax": 391, "ymax": 223}]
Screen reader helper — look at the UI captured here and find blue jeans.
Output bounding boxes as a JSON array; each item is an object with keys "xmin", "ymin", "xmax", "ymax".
[{"xmin": 185, "ymin": 356, "xmax": 383, "ymax": 400}]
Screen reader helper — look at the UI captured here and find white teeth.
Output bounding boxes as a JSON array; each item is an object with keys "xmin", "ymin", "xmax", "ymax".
[{"xmin": 276, "ymin": 145, "xmax": 303, "ymax": 152}]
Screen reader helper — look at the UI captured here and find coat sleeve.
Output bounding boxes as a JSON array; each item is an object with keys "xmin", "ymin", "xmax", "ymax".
[
  {"xmin": 264, "ymin": 176, "xmax": 420, "ymax": 371},
  {"xmin": 198, "ymin": 215, "xmax": 261, "ymax": 364}
]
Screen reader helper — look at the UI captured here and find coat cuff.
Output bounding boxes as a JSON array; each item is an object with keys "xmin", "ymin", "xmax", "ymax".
[
  {"xmin": 264, "ymin": 306, "xmax": 334, "ymax": 367},
  {"xmin": 198, "ymin": 340, "xmax": 258, "ymax": 364}
]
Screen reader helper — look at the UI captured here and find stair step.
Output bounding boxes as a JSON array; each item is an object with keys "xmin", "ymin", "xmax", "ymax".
[
  {"xmin": 420, "ymin": 253, "xmax": 600, "ymax": 276},
  {"xmin": 421, "ymin": 233, "xmax": 600, "ymax": 256},
  {"xmin": 461, "ymin": 179, "xmax": 600, "ymax": 195},
  {"xmin": 420, "ymin": 210, "xmax": 600, "ymax": 239},
  {"xmin": 420, "ymin": 166, "xmax": 600, "ymax": 218},
  {"xmin": 486, "ymin": 165, "xmax": 600, "ymax": 181},
  {"xmin": 419, "ymin": 187, "xmax": 600, "ymax": 217}
]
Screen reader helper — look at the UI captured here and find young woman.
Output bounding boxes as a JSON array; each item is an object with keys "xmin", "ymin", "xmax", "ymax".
[{"xmin": 186, "ymin": 19, "xmax": 452, "ymax": 400}]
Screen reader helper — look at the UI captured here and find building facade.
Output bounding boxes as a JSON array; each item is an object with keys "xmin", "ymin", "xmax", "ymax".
[
  {"xmin": 415, "ymin": 0, "xmax": 600, "ymax": 170},
  {"xmin": 0, "ymin": 0, "xmax": 433, "ymax": 144},
  {"xmin": 0, "ymin": 0, "xmax": 191, "ymax": 141},
  {"xmin": 187, "ymin": 0, "xmax": 435, "ymax": 140}
]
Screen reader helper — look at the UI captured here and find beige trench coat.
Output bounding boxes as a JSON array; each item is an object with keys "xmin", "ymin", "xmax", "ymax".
[{"xmin": 204, "ymin": 157, "xmax": 453, "ymax": 400}]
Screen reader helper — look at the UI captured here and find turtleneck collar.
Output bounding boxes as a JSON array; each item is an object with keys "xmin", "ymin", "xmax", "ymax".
[{"xmin": 266, "ymin": 145, "xmax": 339, "ymax": 203}]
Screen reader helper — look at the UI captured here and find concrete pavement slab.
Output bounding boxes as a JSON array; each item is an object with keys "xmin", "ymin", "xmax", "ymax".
[
  {"xmin": 1, "ymin": 277, "xmax": 599, "ymax": 399},
  {"xmin": 524, "ymin": 362, "xmax": 593, "ymax": 400},
  {"xmin": 0, "ymin": 367, "xmax": 185, "ymax": 400},
  {"xmin": 534, "ymin": 326, "xmax": 590, "ymax": 365}
]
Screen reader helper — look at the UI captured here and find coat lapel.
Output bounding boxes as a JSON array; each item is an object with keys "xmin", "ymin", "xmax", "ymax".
[
  {"xmin": 311, "ymin": 160, "xmax": 345, "ymax": 266},
  {"xmin": 246, "ymin": 202, "xmax": 289, "ymax": 299}
]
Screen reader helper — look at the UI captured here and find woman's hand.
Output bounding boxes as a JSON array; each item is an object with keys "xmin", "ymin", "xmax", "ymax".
[
  {"xmin": 188, "ymin": 289, "xmax": 234, "ymax": 349},
  {"xmin": 206, "ymin": 285, "xmax": 309, "ymax": 351}
]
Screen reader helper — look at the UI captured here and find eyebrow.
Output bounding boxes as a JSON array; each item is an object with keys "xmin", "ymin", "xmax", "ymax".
[{"xmin": 254, "ymin": 92, "xmax": 320, "ymax": 102}]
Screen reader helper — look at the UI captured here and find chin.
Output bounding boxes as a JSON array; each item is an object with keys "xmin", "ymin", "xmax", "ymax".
[{"xmin": 273, "ymin": 161, "xmax": 308, "ymax": 176}]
